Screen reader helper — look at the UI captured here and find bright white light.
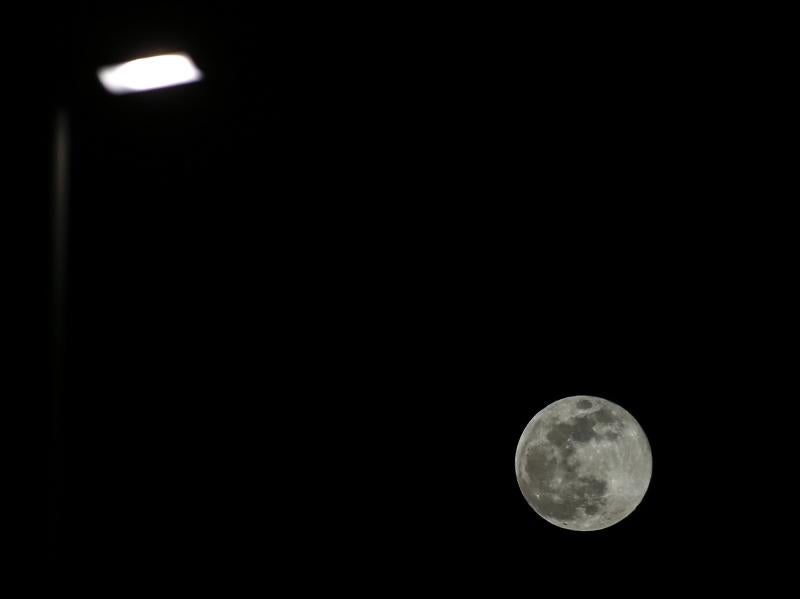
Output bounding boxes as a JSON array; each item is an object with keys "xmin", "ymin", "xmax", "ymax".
[{"xmin": 97, "ymin": 53, "xmax": 203, "ymax": 95}]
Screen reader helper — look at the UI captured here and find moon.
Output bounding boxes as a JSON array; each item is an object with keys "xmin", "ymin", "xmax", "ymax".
[{"xmin": 515, "ymin": 395, "xmax": 652, "ymax": 531}]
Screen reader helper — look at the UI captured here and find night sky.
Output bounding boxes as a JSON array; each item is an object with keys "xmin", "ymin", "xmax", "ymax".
[{"xmin": 39, "ymin": 2, "xmax": 793, "ymax": 590}]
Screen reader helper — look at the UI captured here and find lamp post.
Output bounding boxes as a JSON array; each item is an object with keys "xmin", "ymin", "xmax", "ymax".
[{"xmin": 49, "ymin": 52, "xmax": 204, "ymax": 556}]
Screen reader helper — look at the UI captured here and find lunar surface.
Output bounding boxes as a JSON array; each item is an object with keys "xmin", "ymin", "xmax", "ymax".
[{"xmin": 515, "ymin": 395, "xmax": 652, "ymax": 531}]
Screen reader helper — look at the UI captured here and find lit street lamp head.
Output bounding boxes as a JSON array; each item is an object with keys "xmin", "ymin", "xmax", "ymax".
[{"xmin": 97, "ymin": 53, "xmax": 203, "ymax": 95}]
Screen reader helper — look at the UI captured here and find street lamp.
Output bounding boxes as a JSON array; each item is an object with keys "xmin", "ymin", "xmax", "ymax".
[{"xmin": 49, "ymin": 51, "xmax": 204, "ymax": 555}]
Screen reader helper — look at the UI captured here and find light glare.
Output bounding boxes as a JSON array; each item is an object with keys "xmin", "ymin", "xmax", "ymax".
[{"xmin": 98, "ymin": 53, "xmax": 203, "ymax": 95}]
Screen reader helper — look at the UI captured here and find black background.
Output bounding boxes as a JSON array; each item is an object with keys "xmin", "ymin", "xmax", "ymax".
[{"xmin": 39, "ymin": 2, "xmax": 795, "ymax": 590}]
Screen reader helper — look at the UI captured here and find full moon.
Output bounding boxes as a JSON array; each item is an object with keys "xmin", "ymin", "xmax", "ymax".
[{"xmin": 515, "ymin": 395, "xmax": 652, "ymax": 531}]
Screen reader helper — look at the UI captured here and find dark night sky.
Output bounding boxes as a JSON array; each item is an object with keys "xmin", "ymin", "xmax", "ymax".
[{"xmin": 37, "ymin": 2, "xmax": 795, "ymax": 589}]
